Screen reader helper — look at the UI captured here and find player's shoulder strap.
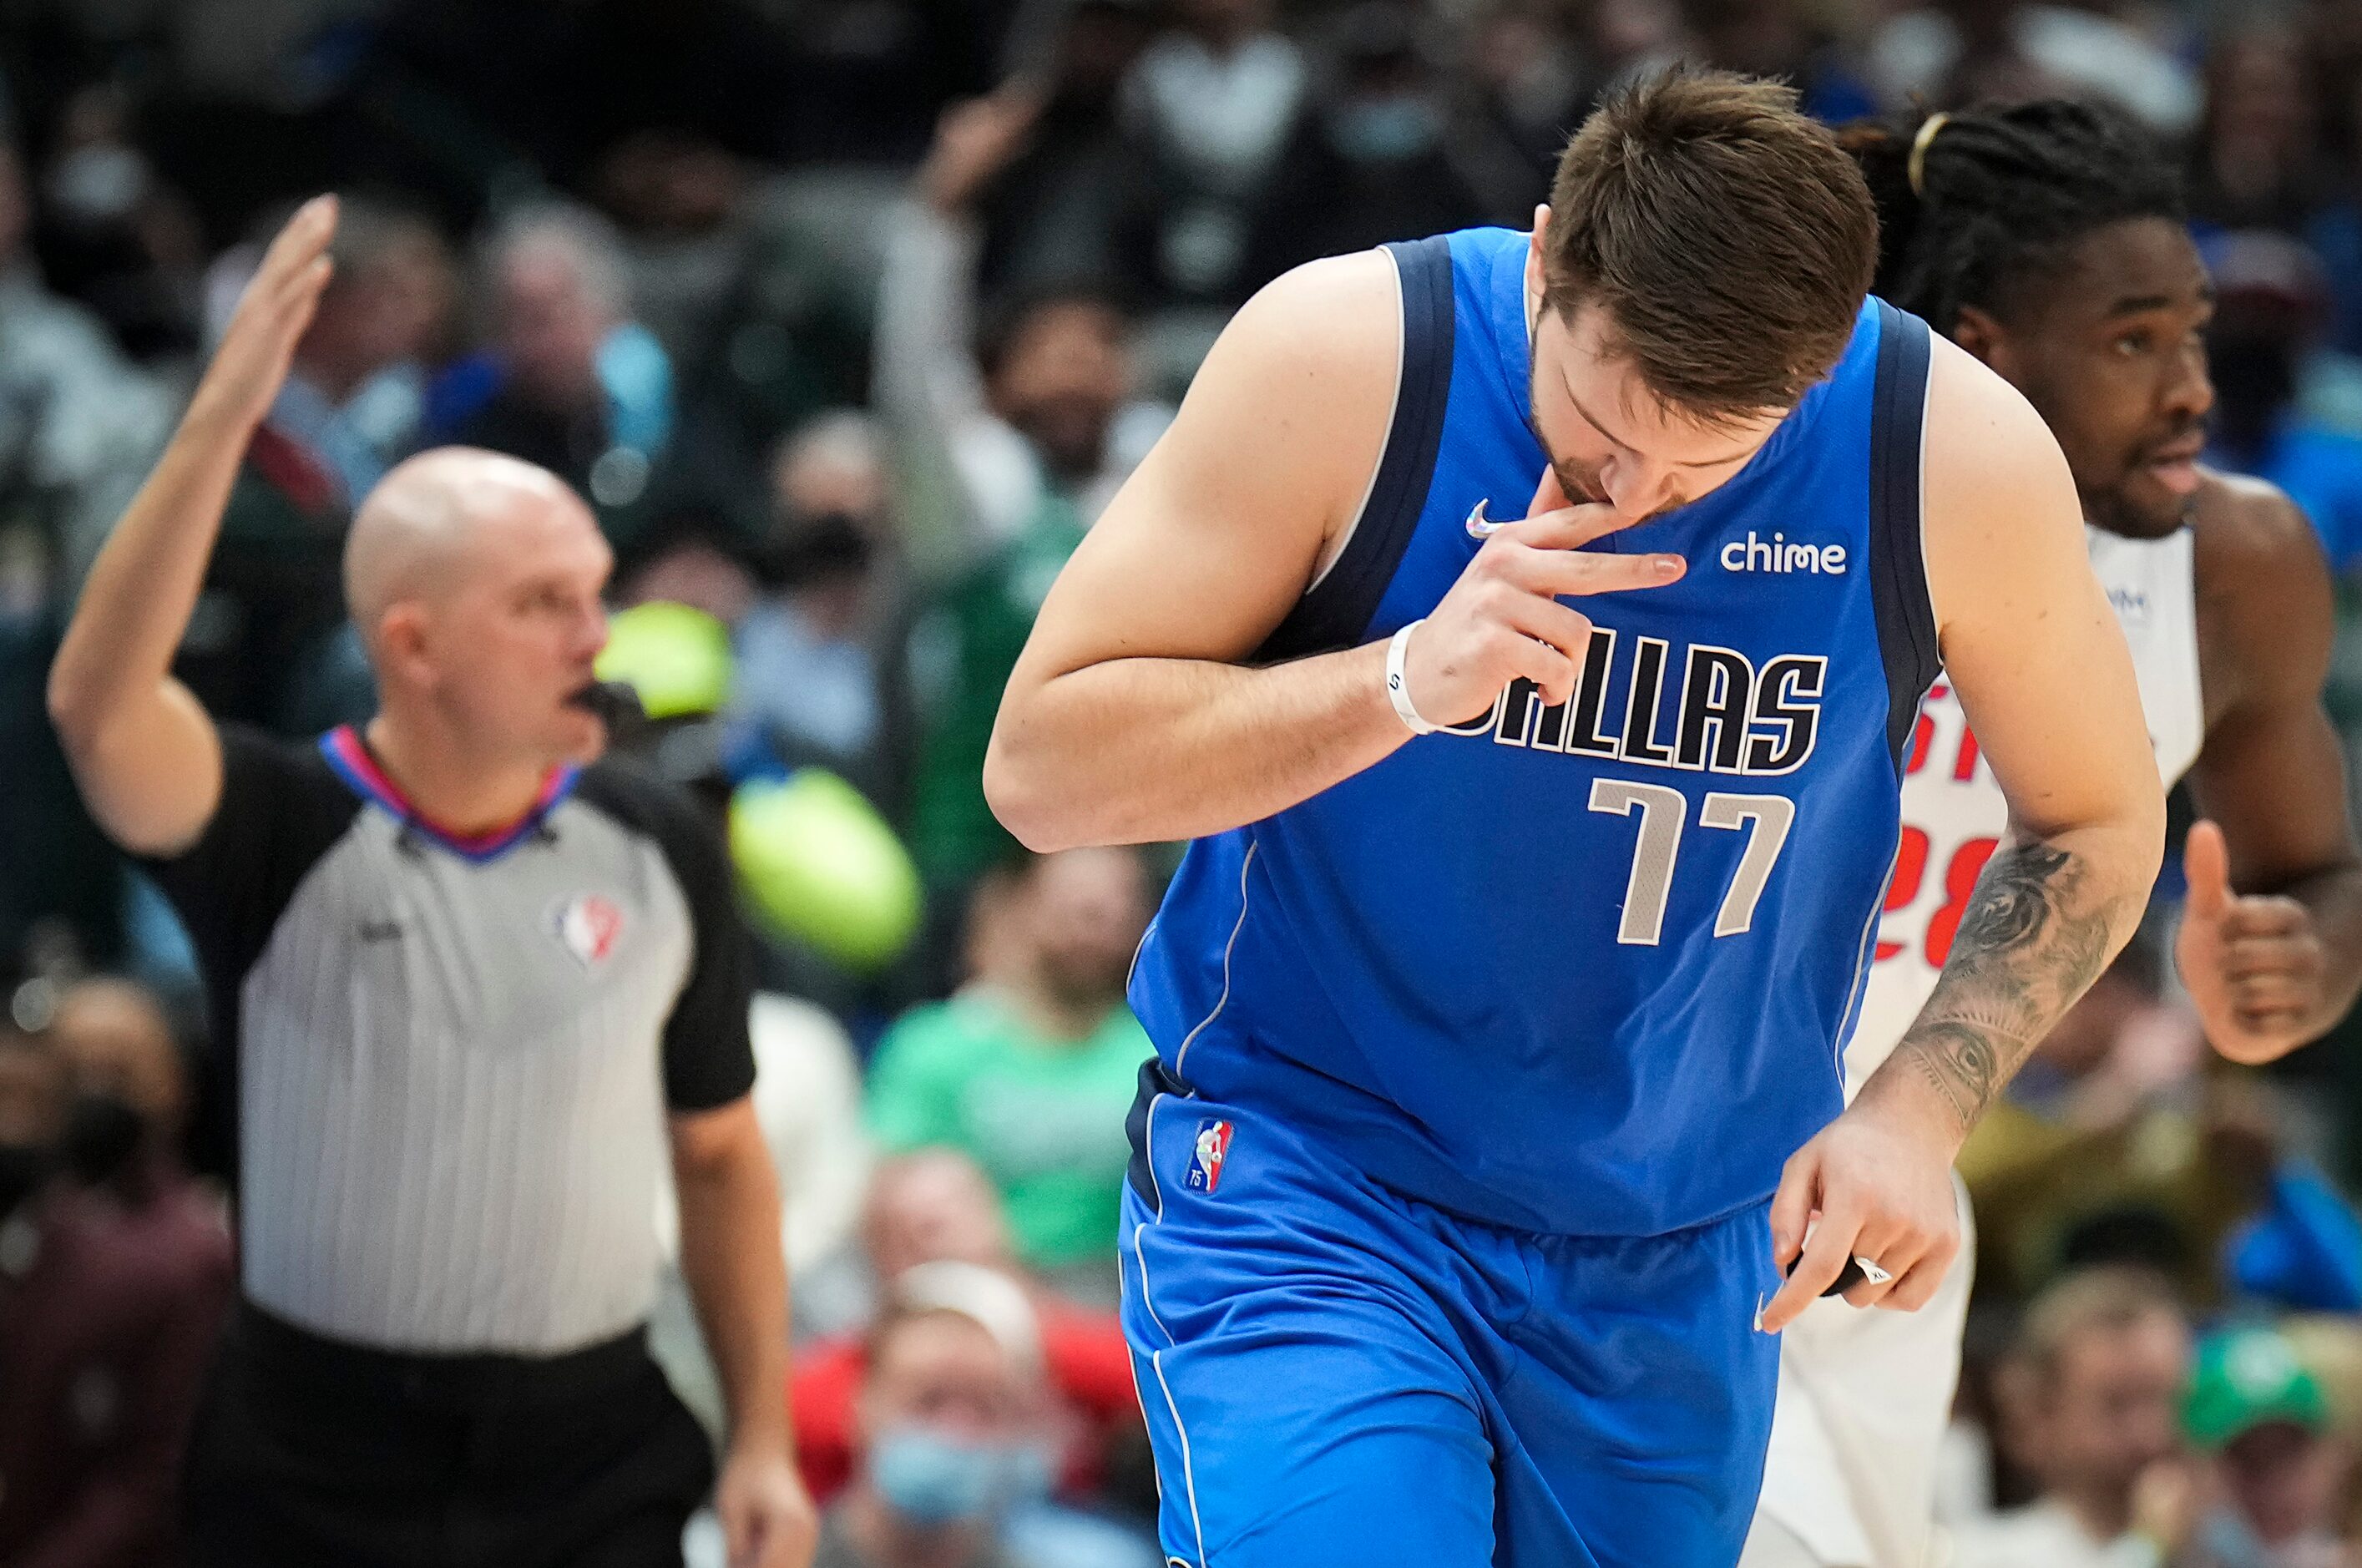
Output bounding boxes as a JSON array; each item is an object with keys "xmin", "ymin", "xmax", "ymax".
[
  {"xmin": 1867, "ymin": 299, "xmax": 1941, "ymax": 776},
  {"xmin": 1252, "ymin": 233, "xmax": 1456, "ymax": 665}
]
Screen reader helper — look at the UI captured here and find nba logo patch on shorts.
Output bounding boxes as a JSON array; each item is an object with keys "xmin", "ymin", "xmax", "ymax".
[{"xmin": 1186, "ymin": 1120, "xmax": 1234, "ymax": 1193}]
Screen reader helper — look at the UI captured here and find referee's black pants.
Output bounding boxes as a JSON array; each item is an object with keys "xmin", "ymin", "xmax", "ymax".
[{"xmin": 184, "ymin": 1302, "xmax": 714, "ymax": 1568}]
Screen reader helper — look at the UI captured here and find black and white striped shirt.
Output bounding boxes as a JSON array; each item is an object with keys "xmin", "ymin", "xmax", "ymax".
[{"xmin": 142, "ymin": 725, "xmax": 755, "ymax": 1355}]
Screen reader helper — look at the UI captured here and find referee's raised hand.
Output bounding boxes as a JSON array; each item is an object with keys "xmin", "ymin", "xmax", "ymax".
[
  {"xmin": 192, "ymin": 195, "xmax": 339, "ymax": 436},
  {"xmin": 48, "ymin": 194, "xmax": 339, "ymax": 857}
]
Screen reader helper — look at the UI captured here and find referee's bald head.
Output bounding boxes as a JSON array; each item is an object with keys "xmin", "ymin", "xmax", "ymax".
[
  {"xmin": 346, "ymin": 448, "xmax": 576, "ymax": 641},
  {"xmin": 346, "ymin": 447, "xmax": 615, "ymax": 761}
]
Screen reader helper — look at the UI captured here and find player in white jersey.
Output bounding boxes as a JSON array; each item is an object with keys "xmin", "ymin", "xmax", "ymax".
[{"xmin": 1744, "ymin": 100, "xmax": 2362, "ymax": 1568}]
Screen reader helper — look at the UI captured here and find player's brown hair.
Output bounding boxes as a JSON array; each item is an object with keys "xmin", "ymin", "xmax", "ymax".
[{"xmin": 1542, "ymin": 68, "xmax": 1879, "ymax": 426}]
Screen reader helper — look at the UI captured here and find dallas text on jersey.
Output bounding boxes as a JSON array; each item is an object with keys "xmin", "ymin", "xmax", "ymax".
[{"xmin": 1440, "ymin": 628, "xmax": 1829, "ymax": 779}]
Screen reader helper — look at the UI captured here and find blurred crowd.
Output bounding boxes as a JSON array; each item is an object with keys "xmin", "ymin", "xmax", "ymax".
[{"xmin": 9, "ymin": 0, "xmax": 2362, "ymax": 1564}]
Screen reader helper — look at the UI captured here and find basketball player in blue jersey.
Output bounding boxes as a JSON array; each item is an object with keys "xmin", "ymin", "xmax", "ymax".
[
  {"xmin": 987, "ymin": 69, "xmax": 2166, "ymax": 1567},
  {"xmin": 1747, "ymin": 100, "xmax": 2362, "ymax": 1568}
]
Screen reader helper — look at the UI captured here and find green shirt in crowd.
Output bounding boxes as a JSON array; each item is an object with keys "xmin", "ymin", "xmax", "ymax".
[
  {"xmin": 864, "ymin": 985, "xmax": 1147, "ymax": 1270},
  {"xmin": 906, "ymin": 496, "xmax": 1087, "ymax": 887}
]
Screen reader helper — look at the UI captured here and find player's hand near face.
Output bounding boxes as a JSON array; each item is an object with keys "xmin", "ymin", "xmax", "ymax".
[
  {"xmin": 2177, "ymin": 819, "xmax": 2331, "ymax": 1064},
  {"xmin": 988, "ymin": 255, "xmax": 1687, "ymax": 851},
  {"xmin": 1398, "ymin": 468, "xmax": 1684, "ymax": 724}
]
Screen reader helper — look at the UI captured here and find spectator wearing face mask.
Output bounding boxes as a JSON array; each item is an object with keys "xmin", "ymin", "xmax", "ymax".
[
  {"xmin": 0, "ymin": 124, "xmax": 180, "ymax": 981},
  {"xmin": 865, "ymin": 849, "xmax": 1152, "ymax": 1299},
  {"xmin": 774, "ymin": 1261, "xmax": 1156, "ymax": 1568},
  {"xmin": 900, "ymin": 457, "xmax": 1102, "ymax": 886},
  {"xmin": 730, "ymin": 412, "xmax": 912, "ymax": 809},
  {"xmin": 791, "ymin": 1151, "xmax": 1144, "ymax": 1508},
  {"xmin": 2181, "ymin": 1325, "xmax": 2351, "ymax": 1568},
  {"xmin": 1955, "ymin": 1267, "xmax": 2196, "ymax": 1568},
  {"xmin": 0, "ymin": 981, "xmax": 235, "ymax": 1568}
]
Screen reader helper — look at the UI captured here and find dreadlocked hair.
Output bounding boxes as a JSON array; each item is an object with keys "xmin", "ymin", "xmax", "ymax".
[{"xmin": 1837, "ymin": 99, "xmax": 2185, "ymax": 331}]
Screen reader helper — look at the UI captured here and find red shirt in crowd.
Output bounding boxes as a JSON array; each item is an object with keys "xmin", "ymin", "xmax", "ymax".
[{"xmin": 792, "ymin": 1293, "xmax": 1139, "ymax": 1500}]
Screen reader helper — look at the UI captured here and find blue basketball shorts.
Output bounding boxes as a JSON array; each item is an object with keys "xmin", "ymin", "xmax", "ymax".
[{"xmin": 1119, "ymin": 1085, "xmax": 1783, "ymax": 1568}]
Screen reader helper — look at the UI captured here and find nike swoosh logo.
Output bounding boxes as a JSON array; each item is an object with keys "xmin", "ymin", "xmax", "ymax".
[{"xmin": 1464, "ymin": 499, "xmax": 1505, "ymax": 539}]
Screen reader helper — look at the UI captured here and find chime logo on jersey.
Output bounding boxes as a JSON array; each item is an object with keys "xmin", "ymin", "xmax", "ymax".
[
  {"xmin": 1186, "ymin": 1120, "xmax": 1234, "ymax": 1193},
  {"xmin": 1442, "ymin": 628, "xmax": 1828, "ymax": 777},
  {"xmin": 1717, "ymin": 529, "xmax": 1848, "ymax": 575},
  {"xmin": 550, "ymin": 893, "xmax": 625, "ymax": 969}
]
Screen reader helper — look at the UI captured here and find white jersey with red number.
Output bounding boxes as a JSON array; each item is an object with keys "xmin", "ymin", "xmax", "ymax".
[
  {"xmin": 1842, "ymin": 524, "xmax": 2205, "ymax": 1100},
  {"xmin": 1750, "ymin": 524, "xmax": 2207, "ymax": 1568}
]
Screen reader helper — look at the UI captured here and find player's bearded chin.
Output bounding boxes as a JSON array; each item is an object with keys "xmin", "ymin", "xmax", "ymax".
[{"xmin": 1554, "ymin": 455, "xmax": 1610, "ymax": 508}]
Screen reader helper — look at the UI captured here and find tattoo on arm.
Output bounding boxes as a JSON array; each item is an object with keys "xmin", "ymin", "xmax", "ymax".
[{"xmin": 1893, "ymin": 840, "xmax": 2122, "ymax": 1135}]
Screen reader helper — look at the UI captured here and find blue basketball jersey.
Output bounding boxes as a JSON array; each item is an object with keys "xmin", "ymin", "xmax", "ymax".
[{"xmin": 1128, "ymin": 227, "xmax": 1940, "ymax": 1237}]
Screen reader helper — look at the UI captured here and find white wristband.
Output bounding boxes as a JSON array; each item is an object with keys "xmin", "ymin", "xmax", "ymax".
[{"xmin": 1386, "ymin": 620, "xmax": 1443, "ymax": 736}]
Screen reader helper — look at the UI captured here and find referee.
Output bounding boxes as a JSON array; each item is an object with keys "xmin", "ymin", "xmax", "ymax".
[{"xmin": 48, "ymin": 200, "xmax": 818, "ymax": 1568}]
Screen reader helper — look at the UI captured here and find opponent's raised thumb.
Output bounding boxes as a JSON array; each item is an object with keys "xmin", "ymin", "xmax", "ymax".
[{"xmin": 2184, "ymin": 819, "xmax": 2233, "ymax": 923}]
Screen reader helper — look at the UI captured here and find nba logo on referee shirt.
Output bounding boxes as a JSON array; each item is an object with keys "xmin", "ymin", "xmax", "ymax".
[
  {"xmin": 551, "ymin": 893, "xmax": 625, "ymax": 969},
  {"xmin": 1186, "ymin": 1120, "xmax": 1233, "ymax": 1193}
]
